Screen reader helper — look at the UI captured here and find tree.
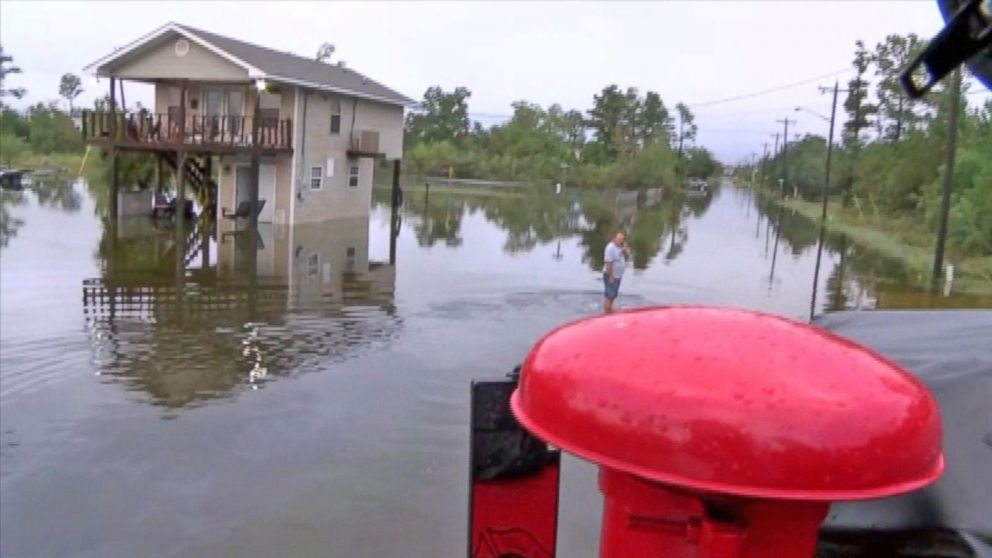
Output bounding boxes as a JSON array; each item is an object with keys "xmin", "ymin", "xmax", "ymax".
[
  {"xmin": 685, "ymin": 147, "xmax": 720, "ymax": 180},
  {"xmin": 587, "ymin": 86, "xmax": 675, "ymax": 162},
  {"xmin": 873, "ymin": 34, "xmax": 925, "ymax": 142},
  {"xmin": 841, "ymin": 39, "xmax": 878, "ymax": 206},
  {"xmin": 0, "ymin": 45, "xmax": 26, "ymax": 102},
  {"xmin": 586, "ymin": 85, "xmax": 629, "ymax": 161},
  {"xmin": 674, "ymin": 103, "xmax": 697, "ymax": 182},
  {"xmin": 59, "ymin": 73, "xmax": 83, "ymax": 114},
  {"xmin": 674, "ymin": 103, "xmax": 697, "ymax": 154},
  {"xmin": 544, "ymin": 104, "xmax": 585, "ymax": 155},
  {"xmin": 26, "ymin": 102, "xmax": 82, "ymax": 153},
  {"xmin": 842, "ymin": 40, "xmax": 876, "ymax": 149},
  {"xmin": 637, "ymin": 91, "xmax": 672, "ymax": 148},
  {"xmin": 405, "ymin": 86, "xmax": 472, "ymax": 146}
]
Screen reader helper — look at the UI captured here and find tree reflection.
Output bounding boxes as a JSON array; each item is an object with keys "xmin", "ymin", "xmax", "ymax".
[
  {"xmin": 750, "ymin": 190, "xmax": 954, "ymax": 311},
  {"xmin": 409, "ymin": 192, "xmax": 465, "ymax": 247},
  {"xmin": 580, "ymin": 189, "xmax": 703, "ymax": 272},
  {"xmin": 0, "ymin": 189, "xmax": 26, "ymax": 248},
  {"xmin": 32, "ymin": 176, "xmax": 82, "ymax": 212},
  {"xmin": 474, "ymin": 191, "xmax": 576, "ymax": 253}
]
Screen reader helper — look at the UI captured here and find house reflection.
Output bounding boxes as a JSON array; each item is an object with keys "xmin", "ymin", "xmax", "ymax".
[
  {"xmin": 83, "ymin": 216, "xmax": 399, "ymax": 409},
  {"xmin": 216, "ymin": 217, "xmax": 395, "ymax": 305}
]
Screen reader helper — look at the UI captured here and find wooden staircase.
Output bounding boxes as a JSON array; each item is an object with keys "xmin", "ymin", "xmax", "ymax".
[{"xmin": 162, "ymin": 152, "xmax": 217, "ymax": 216}]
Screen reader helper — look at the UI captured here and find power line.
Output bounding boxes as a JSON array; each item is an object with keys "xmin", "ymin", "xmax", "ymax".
[
  {"xmin": 413, "ymin": 66, "xmax": 858, "ymax": 122},
  {"xmin": 687, "ymin": 68, "xmax": 852, "ymax": 109}
]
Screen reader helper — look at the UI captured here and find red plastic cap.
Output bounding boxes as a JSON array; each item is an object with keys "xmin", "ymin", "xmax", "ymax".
[{"xmin": 511, "ymin": 306, "xmax": 944, "ymax": 501}]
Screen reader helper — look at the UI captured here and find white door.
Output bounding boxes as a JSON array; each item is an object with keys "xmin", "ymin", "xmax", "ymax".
[
  {"xmin": 235, "ymin": 164, "xmax": 277, "ymax": 223},
  {"xmin": 258, "ymin": 164, "xmax": 276, "ymax": 223}
]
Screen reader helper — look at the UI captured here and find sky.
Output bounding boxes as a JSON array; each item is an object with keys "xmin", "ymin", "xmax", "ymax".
[{"xmin": 1, "ymin": 0, "xmax": 989, "ymax": 162}]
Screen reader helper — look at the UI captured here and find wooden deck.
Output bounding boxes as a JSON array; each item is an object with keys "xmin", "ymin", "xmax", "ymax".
[{"xmin": 82, "ymin": 110, "xmax": 293, "ymax": 155}]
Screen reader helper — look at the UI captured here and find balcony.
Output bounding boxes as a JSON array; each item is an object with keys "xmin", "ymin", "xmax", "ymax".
[
  {"xmin": 347, "ymin": 129, "xmax": 384, "ymax": 159},
  {"xmin": 81, "ymin": 111, "xmax": 293, "ymax": 155}
]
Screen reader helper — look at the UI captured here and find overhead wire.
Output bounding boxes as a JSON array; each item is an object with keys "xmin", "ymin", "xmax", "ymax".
[{"xmin": 413, "ymin": 67, "xmax": 859, "ymax": 121}]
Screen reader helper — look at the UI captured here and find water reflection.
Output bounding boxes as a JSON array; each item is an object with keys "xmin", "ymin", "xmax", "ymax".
[
  {"xmin": 0, "ymin": 176, "xmax": 82, "ymax": 248},
  {"xmin": 383, "ymin": 183, "xmax": 719, "ymax": 274},
  {"xmin": 83, "ymin": 215, "xmax": 400, "ymax": 408},
  {"xmin": 0, "ymin": 189, "xmax": 27, "ymax": 248},
  {"xmin": 746, "ymin": 187, "xmax": 992, "ymax": 311}
]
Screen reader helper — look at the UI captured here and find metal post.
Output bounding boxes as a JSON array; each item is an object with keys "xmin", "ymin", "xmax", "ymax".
[
  {"xmin": 156, "ymin": 153, "xmax": 164, "ymax": 194},
  {"xmin": 249, "ymin": 90, "xmax": 261, "ymax": 234},
  {"xmin": 109, "ymin": 77, "xmax": 117, "ymax": 138},
  {"xmin": 390, "ymin": 159, "xmax": 401, "ymax": 265},
  {"xmin": 768, "ymin": 207, "xmax": 783, "ymax": 289},
  {"xmin": 932, "ymin": 68, "xmax": 962, "ymax": 284},
  {"xmin": 808, "ymin": 82, "xmax": 840, "ymax": 321},
  {"xmin": 109, "ymin": 149, "xmax": 119, "ymax": 221},
  {"xmin": 760, "ymin": 142, "xmax": 769, "ymax": 187},
  {"xmin": 774, "ymin": 118, "xmax": 795, "ymax": 197},
  {"xmin": 176, "ymin": 151, "xmax": 187, "ymax": 231}
]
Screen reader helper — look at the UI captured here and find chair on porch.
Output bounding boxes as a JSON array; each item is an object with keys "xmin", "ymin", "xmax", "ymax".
[
  {"xmin": 152, "ymin": 191, "xmax": 173, "ymax": 218},
  {"xmin": 222, "ymin": 199, "xmax": 266, "ymax": 220}
]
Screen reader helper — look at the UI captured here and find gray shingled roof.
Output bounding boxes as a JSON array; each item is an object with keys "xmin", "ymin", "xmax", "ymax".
[{"xmin": 174, "ymin": 23, "xmax": 414, "ymax": 106}]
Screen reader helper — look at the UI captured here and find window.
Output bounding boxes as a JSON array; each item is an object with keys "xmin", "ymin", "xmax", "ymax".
[
  {"xmin": 329, "ymin": 98, "xmax": 341, "ymax": 135},
  {"xmin": 348, "ymin": 163, "xmax": 360, "ymax": 187},
  {"xmin": 310, "ymin": 166, "xmax": 323, "ymax": 190},
  {"xmin": 308, "ymin": 254, "xmax": 319, "ymax": 277}
]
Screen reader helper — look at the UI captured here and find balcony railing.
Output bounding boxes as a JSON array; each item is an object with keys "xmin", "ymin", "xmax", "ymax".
[{"xmin": 81, "ymin": 111, "xmax": 293, "ymax": 152}]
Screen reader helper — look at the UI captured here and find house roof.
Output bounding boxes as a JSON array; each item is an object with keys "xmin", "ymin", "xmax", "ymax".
[{"xmin": 85, "ymin": 22, "xmax": 415, "ymax": 107}]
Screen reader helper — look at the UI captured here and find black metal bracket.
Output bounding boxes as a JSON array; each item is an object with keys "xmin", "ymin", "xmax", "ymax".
[{"xmin": 901, "ymin": 0, "xmax": 992, "ymax": 98}]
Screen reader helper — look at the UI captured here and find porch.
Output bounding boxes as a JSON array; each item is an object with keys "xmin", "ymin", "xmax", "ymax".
[{"xmin": 81, "ymin": 110, "xmax": 293, "ymax": 155}]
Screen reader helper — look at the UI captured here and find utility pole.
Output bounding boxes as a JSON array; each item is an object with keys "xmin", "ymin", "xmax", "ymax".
[
  {"xmin": 809, "ymin": 81, "xmax": 841, "ymax": 321},
  {"xmin": 932, "ymin": 67, "xmax": 962, "ymax": 285},
  {"xmin": 770, "ymin": 133, "xmax": 780, "ymax": 188},
  {"xmin": 817, "ymin": 82, "xmax": 840, "ymax": 223},
  {"xmin": 774, "ymin": 118, "xmax": 795, "ymax": 197},
  {"xmin": 760, "ymin": 142, "xmax": 769, "ymax": 186}
]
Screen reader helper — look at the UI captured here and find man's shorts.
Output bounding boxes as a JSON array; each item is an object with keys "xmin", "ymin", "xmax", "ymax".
[{"xmin": 603, "ymin": 273, "xmax": 621, "ymax": 300}]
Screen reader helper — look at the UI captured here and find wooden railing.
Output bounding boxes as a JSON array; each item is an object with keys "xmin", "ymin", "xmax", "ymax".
[{"xmin": 81, "ymin": 110, "xmax": 293, "ymax": 151}]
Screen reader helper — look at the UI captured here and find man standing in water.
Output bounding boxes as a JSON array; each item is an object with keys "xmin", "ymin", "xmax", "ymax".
[{"xmin": 603, "ymin": 231, "xmax": 630, "ymax": 313}]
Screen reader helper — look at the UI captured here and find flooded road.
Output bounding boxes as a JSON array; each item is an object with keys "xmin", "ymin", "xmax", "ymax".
[{"xmin": 1, "ymin": 178, "xmax": 986, "ymax": 557}]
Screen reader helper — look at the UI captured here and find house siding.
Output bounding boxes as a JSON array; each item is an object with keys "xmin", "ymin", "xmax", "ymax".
[
  {"xmin": 144, "ymin": 77, "xmax": 404, "ymax": 226},
  {"xmin": 112, "ymin": 33, "xmax": 249, "ymax": 81},
  {"xmin": 291, "ymin": 92, "xmax": 403, "ymax": 223}
]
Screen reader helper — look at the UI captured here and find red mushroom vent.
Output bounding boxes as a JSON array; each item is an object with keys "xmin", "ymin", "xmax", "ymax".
[{"xmin": 511, "ymin": 306, "xmax": 944, "ymax": 501}]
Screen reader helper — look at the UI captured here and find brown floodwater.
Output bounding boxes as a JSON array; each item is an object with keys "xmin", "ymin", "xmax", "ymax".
[{"xmin": 1, "ymin": 177, "xmax": 986, "ymax": 557}]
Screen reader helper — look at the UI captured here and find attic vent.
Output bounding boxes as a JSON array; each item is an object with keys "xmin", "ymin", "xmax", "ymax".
[{"xmin": 175, "ymin": 39, "xmax": 190, "ymax": 57}]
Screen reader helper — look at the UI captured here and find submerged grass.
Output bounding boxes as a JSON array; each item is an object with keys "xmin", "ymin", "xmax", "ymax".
[{"xmin": 771, "ymin": 194, "xmax": 992, "ymax": 295}]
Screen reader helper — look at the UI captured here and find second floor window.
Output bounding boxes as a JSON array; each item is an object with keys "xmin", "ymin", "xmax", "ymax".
[{"xmin": 330, "ymin": 98, "xmax": 341, "ymax": 135}]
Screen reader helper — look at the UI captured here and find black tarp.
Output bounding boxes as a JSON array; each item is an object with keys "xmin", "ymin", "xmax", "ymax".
[{"xmin": 815, "ymin": 310, "xmax": 992, "ymax": 558}]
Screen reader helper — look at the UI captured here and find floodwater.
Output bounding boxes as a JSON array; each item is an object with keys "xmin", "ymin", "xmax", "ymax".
[{"xmin": 0, "ymin": 177, "xmax": 987, "ymax": 557}]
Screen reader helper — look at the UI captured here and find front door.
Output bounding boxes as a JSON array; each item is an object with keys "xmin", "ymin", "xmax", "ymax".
[
  {"xmin": 235, "ymin": 164, "xmax": 276, "ymax": 223},
  {"xmin": 204, "ymin": 89, "xmax": 224, "ymax": 141}
]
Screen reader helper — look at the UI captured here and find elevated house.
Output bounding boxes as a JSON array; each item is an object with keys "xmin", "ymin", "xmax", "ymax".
[{"xmin": 83, "ymin": 22, "xmax": 414, "ymax": 225}]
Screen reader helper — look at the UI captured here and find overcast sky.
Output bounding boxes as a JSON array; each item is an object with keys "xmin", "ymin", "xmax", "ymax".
[{"xmin": 1, "ymin": 1, "xmax": 988, "ymax": 161}]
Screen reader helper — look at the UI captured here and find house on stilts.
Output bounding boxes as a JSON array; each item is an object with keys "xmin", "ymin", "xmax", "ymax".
[{"xmin": 82, "ymin": 22, "xmax": 414, "ymax": 226}]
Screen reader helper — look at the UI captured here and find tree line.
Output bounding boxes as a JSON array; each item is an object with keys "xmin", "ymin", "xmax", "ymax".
[
  {"xmin": 403, "ymin": 84, "xmax": 721, "ymax": 188},
  {"xmin": 1, "ymin": 45, "xmax": 86, "ymax": 165},
  {"xmin": 743, "ymin": 33, "xmax": 992, "ymax": 259}
]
